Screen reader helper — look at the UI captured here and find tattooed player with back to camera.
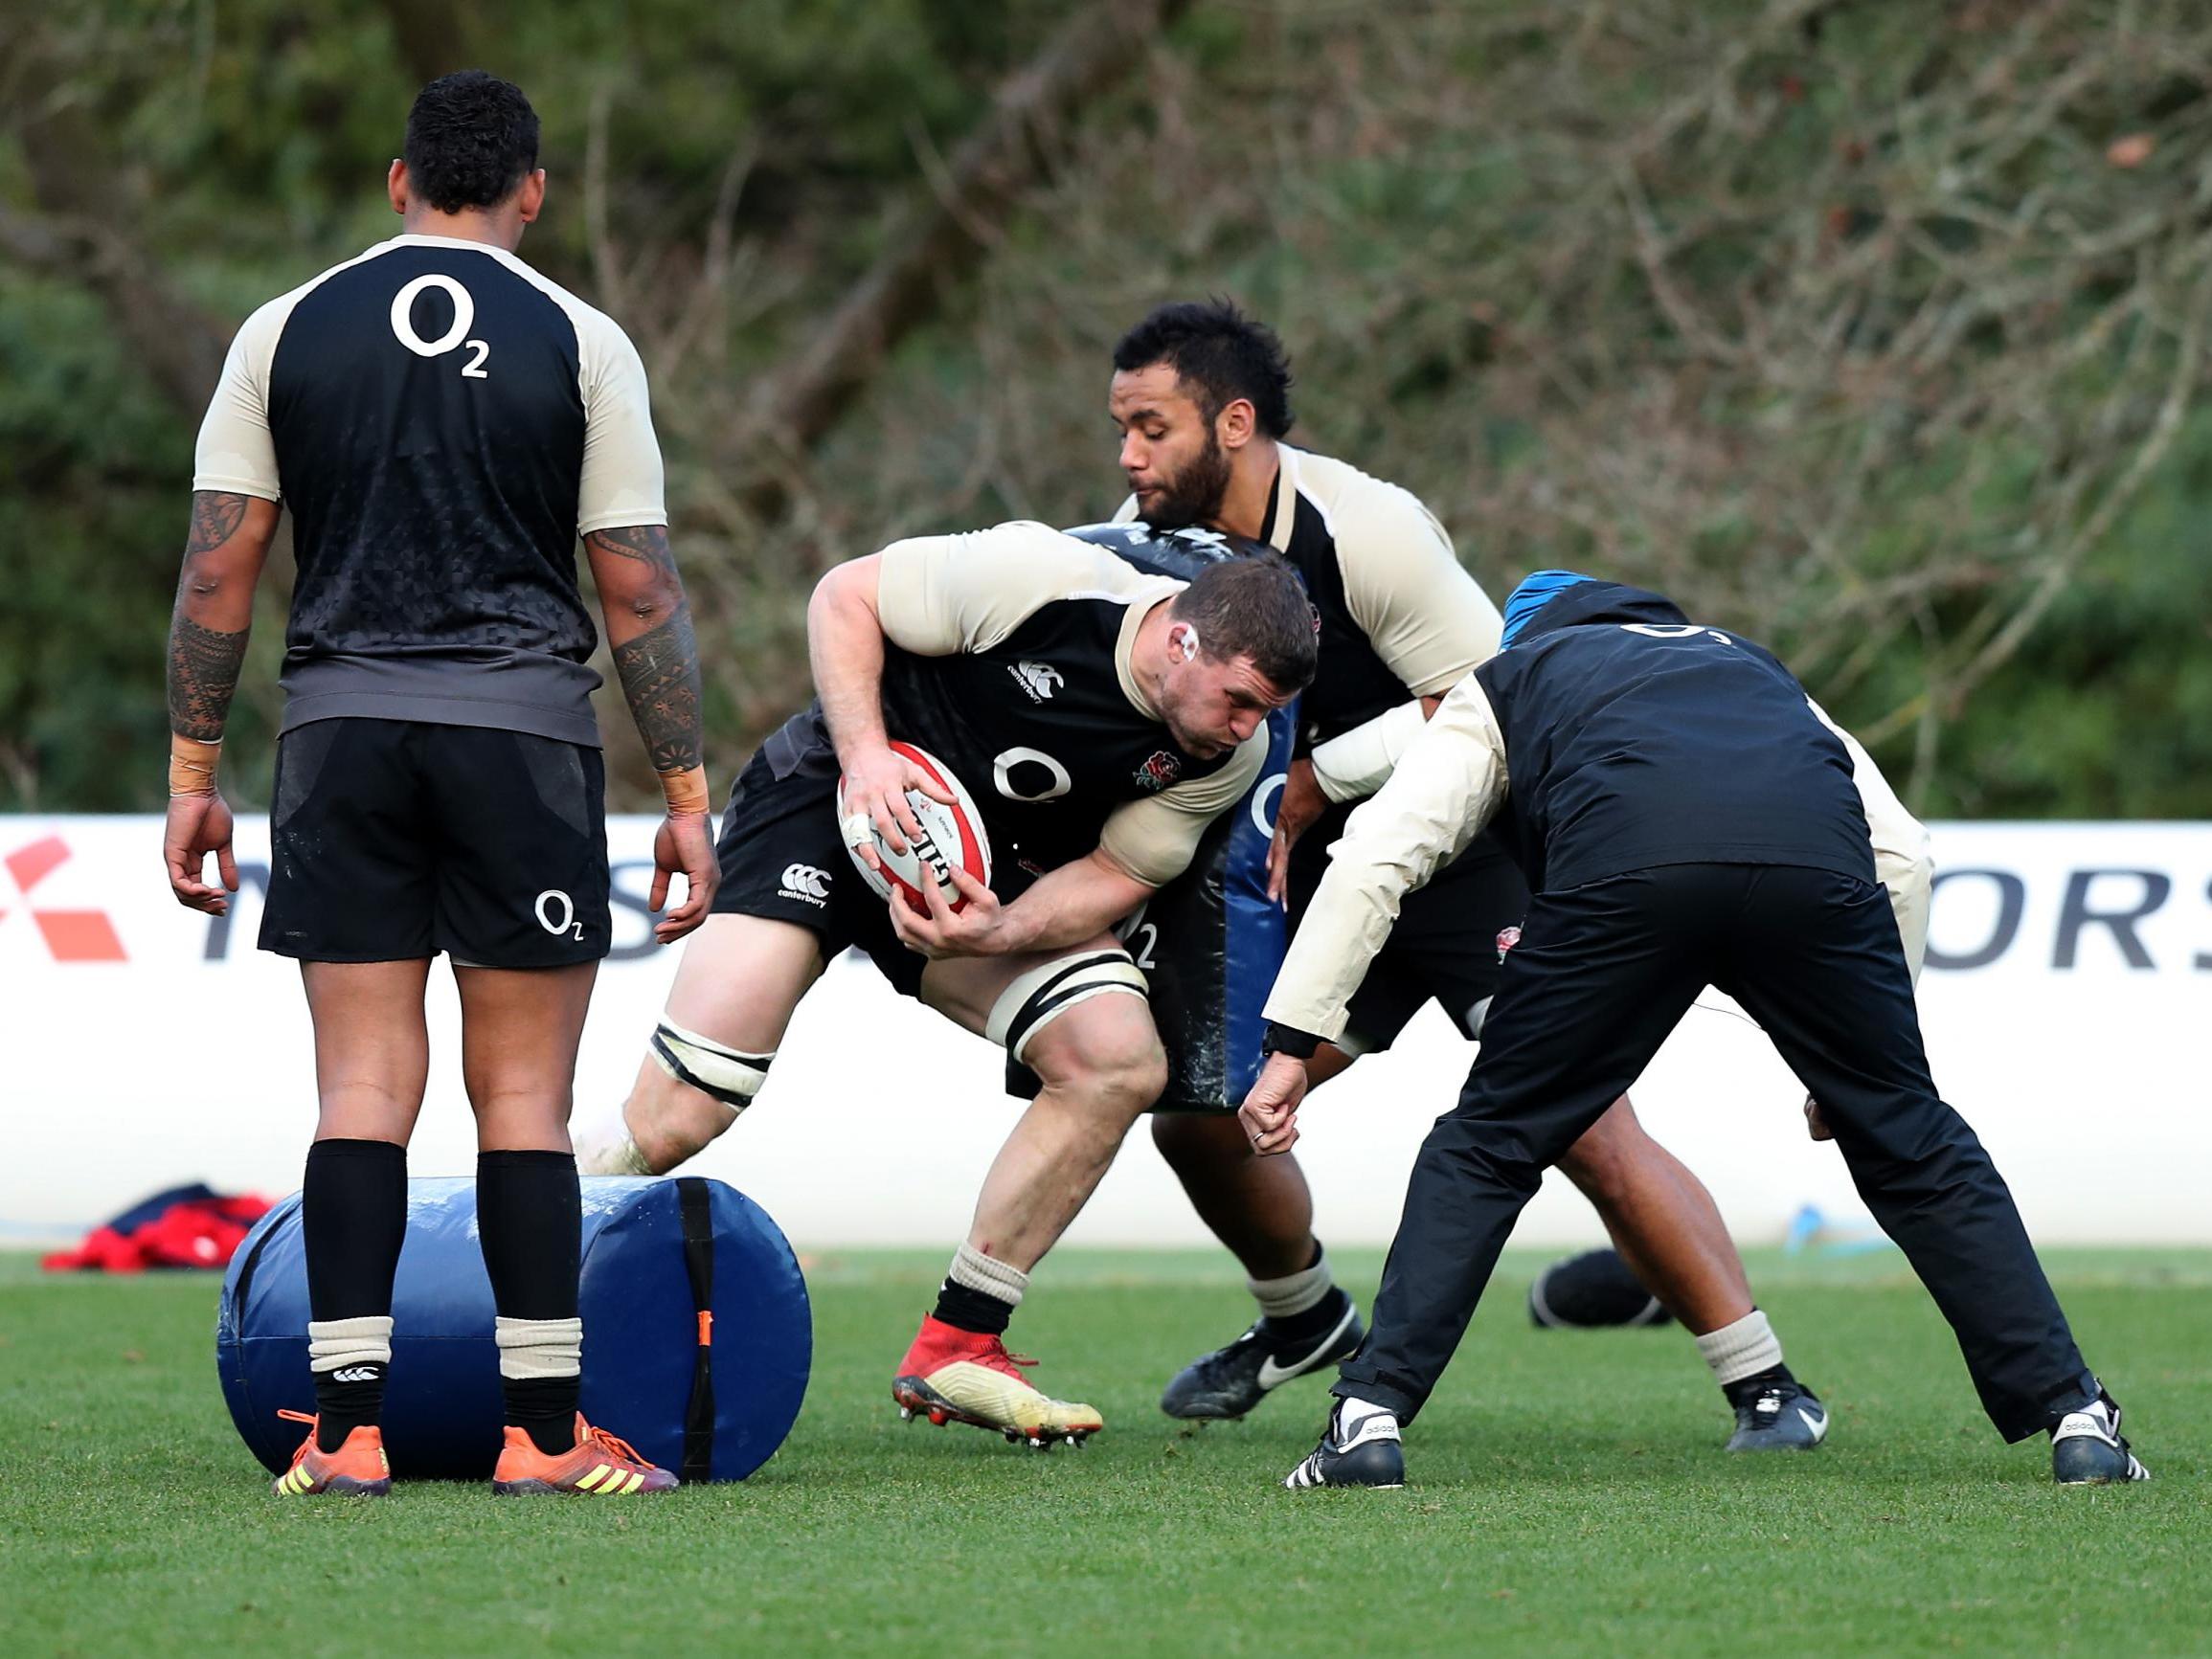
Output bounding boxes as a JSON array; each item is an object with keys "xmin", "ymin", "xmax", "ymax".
[
  {"xmin": 163, "ymin": 72, "xmax": 716, "ymax": 1498},
  {"xmin": 576, "ymin": 525, "xmax": 1316, "ymax": 1446}
]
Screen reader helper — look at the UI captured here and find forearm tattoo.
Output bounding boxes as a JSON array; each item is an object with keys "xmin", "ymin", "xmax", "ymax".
[
  {"xmin": 168, "ymin": 492, "xmax": 253, "ymax": 741},
  {"xmin": 611, "ymin": 608, "xmax": 706, "ymax": 773}
]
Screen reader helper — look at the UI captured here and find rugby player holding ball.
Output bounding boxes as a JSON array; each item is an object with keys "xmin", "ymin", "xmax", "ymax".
[{"xmin": 579, "ymin": 527, "xmax": 1313, "ymax": 1444}]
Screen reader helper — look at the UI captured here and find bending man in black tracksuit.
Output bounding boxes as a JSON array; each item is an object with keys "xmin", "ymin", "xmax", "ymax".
[{"xmin": 1242, "ymin": 571, "xmax": 2151, "ymax": 1491}]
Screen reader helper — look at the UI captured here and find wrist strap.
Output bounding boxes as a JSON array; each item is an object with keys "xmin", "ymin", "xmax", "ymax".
[
  {"xmin": 659, "ymin": 765, "xmax": 711, "ymax": 816},
  {"xmin": 169, "ymin": 734, "xmax": 221, "ymax": 797}
]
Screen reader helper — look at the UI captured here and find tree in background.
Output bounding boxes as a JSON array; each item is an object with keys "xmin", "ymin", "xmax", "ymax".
[{"xmin": 4, "ymin": 0, "xmax": 2208, "ymax": 817}]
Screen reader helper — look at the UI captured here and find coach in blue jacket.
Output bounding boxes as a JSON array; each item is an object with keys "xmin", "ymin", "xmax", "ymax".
[{"xmin": 1243, "ymin": 572, "xmax": 2149, "ymax": 1491}]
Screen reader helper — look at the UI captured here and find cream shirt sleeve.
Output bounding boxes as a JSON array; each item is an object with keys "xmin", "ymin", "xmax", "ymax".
[
  {"xmin": 192, "ymin": 300, "xmax": 287, "ymax": 503},
  {"xmin": 1096, "ymin": 730, "xmax": 1268, "ymax": 889},
  {"xmin": 1307, "ymin": 483, "xmax": 1503, "ymax": 803},
  {"xmin": 1337, "ymin": 484, "xmax": 1502, "ymax": 698},
  {"xmin": 1264, "ymin": 676, "xmax": 1511, "ymax": 1040},
  {"xmin": 574, "ymin": 310, "xmax": 667, "ymax": 534},
  {"xmin": 1808, "ymin": 699, "xmax": 1933, "ymax": 981},
  {"xmin": 874, "ymin": 522, "xmax": 1169, "ymax": 655}
]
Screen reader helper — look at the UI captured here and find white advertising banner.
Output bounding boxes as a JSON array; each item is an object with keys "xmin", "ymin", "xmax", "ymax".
[{"xmin": 2, "ymin": 816, "xmax": 2207, "ymax": 1246}]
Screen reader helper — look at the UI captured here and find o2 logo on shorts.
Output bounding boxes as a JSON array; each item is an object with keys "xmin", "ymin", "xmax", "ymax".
[
  {"xmin": 535, "ymin": 889, "xmax": 585, "ymax": 941},
  {"xmin": 390, "ymin": 274, "xmax": 491, "ymax": 379}
]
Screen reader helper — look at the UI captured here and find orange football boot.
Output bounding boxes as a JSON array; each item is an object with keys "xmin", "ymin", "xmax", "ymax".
[
  {"xmin": 271, "ymin": 1408, "xmax": 392, "ymax": 1497},
  {"xmin": 892, "ymin": 1314, "xmax": 1103, "ymax": 1448},
  {"xmin": 490, "ymin": 1413, "xmax": 679, "ymax": 1495}
]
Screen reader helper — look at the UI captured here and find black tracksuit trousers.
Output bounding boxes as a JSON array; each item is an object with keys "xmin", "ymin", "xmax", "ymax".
[{"xmin": 1335, "ymin": 862, "xmax": 2093, "ymax": 1442}]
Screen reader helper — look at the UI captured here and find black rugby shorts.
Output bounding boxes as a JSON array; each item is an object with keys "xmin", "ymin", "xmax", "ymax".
[
  {"xmin": 1287, "ymin": 802, "xmax": 1530, "ymax": 1051},
  {"xmin": 259, "ymin": 718, "xmax": 610, "ymax": 967},
  {"xmin": 711, "ymin": 708, "xmax": 1044, "ymax": 998}
]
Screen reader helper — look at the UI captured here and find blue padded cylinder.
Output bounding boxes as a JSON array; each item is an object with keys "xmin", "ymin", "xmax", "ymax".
[{"xmin": 217, "ymin": 1176, "xmax": 809, "ymax": 1482}]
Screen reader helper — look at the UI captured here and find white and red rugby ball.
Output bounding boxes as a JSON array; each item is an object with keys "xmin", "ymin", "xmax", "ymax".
[{"xmin": 835, "ymin": 742, "xmax": 993, "ymax": 913}]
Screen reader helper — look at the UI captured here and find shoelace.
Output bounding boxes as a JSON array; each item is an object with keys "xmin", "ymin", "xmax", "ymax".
[
  {"xmin": 582, "ymin": 1424, "xmax": 652, "ymax": 1466},
  {"xmin": 276, "ymin": 1407, "xmax": 319, "ymax": 1464},
  {"xmin": 968, "ymin": 1336, "xmax": 1040, "ymax": 1379}
]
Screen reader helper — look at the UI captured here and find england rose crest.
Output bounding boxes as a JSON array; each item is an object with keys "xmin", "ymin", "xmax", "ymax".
[{"xmin": 1132, "ymin": 751, "xmax": 1184, "ymax": 792}]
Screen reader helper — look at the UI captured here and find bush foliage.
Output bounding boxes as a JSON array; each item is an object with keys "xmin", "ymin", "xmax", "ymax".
[{"xmin": 5, "ymin": 0, "xmax": 2208, "ymax": 816}]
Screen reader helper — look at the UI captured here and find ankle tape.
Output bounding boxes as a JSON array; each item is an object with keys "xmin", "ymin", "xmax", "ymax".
[
  {"xmin": 307, "ymin": 1315, "xmax": 394, "ymax": 1374},
  {"xmin": 947, "ymin": 1243, "xmax": 1028, "ymax": 1308},
  {"xmin": 1249, "ymin": 1249, "xmax": 1336, "ymax": 1320},
  {"xmin": 1695, "ymin": 1309, "xmax": 1782, "ymax": 1386},
  {"xmin": 494, "ymin": 1316, "xmax": 583, "ymax": 1379}
]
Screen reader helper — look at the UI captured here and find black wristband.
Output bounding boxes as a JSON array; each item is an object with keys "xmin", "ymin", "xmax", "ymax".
[{"xmin": 1262, "ymin": 1022, "xmax": 1321, "ymax": 1061}]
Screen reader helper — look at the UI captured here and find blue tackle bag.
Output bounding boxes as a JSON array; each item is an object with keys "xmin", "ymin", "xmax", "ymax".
[{"xmin": 216, "ymin": 1176, "xmax": 810, "ymax": 1482}]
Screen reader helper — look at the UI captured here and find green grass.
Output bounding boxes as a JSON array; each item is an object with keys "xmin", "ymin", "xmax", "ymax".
[{"xmin": 3, "ymin": 1247, "xmax": 2206, "ymax": 1657}]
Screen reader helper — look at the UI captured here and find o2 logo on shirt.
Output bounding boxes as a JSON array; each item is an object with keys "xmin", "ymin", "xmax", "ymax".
[
  {"xmin": 993, "ymin": 746, "xmax": 1072, "ymax": 802},
  {"xmin": 389, "ymin": 274, "xmax": 491, "ymax": 379}
]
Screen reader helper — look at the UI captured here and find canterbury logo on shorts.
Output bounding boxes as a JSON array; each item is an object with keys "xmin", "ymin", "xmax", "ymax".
[{"xmin": 779, "ymin": 863, "xmax": 831, "ymax": 906}]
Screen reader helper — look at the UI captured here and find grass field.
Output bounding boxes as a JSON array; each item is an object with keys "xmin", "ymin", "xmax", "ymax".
[{"xmin": 3, "ymin": 1246, "xmax": 2207, "ymax": 1658}]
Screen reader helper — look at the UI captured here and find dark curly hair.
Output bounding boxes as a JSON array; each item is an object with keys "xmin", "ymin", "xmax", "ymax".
[
  {"xmin": 403, "ymin": 71, "xmax": 540, "ymax": 214},
  {"xmin": 1113, "ymin": 299, "xmax": 1296, "ymax": 437}
]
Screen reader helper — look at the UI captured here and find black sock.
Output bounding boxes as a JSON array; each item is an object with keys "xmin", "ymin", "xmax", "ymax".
[
  {"xmin": 311, "ymin": 1361, "xmax": 390, "ymax": 1451},
  {"xmin": 303, "ymin": 1138, "xmax": 407, "ymax": 1451},
  {"xmin": 1265, "ymin": 1284, "xmax": 1354, "ymax": 1349},
  {"xmin": 503, "ymin": 1378, "xmax": 582, "ymax": 1454},
  {"xmin": 933, "ymin": 1279, "xmax": 1014, "ymax": 1336},
  {"xmin": 1723, "ymin": 1362, "xmax": 1799, "ymax": 1409},
  {"xmin": 478, "ymin": 1150, "xmax": 582, "ymax": 1453}
]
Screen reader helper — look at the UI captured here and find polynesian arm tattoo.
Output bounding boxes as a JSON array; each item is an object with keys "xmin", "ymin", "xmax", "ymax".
[
  {"xmin": 167, "ymin": 491, "xmax": 256, "ymax": 742},
  {"xmin": 586, "ymin": 524, "xmax": 706, "ymax": 774}
]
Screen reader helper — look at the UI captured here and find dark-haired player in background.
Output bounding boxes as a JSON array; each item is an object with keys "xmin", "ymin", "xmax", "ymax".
[
  {"xmin": 163, "ymin": 71, "xmax": 715, "ymax": 1497},
  {"xmin": 1109, "ymin": 302, "xmax": 1842, "ymax": 1448}
]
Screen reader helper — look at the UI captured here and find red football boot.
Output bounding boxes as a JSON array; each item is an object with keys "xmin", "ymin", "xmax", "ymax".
[{"xmin": 892, "ymin": 1314, "xmax": 1103, "ymax": 1448}]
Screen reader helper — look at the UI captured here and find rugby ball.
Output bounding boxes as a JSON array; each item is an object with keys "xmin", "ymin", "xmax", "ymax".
[{"xmin": 835, "ymin": 742, "xmax": 993, "ymax": 913}]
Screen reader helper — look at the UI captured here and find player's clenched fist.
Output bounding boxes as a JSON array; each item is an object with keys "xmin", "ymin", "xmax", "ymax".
[
  {"xmin": 838, "ymin": 743, "xmax": 954, "ymax": 868},
  {"xmin": 1239, "ymin": 1051, "xmax": 1311, "ymax": 1155}
]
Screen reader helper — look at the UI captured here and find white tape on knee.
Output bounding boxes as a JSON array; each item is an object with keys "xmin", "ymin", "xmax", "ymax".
[
  {"xmin": 984, "ymin": 949, "xmax": 1149, "ymax": 1065},
  {"xmin": 648, "ymin": 1019, "xmax": 774, "ymax": 1111}
]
